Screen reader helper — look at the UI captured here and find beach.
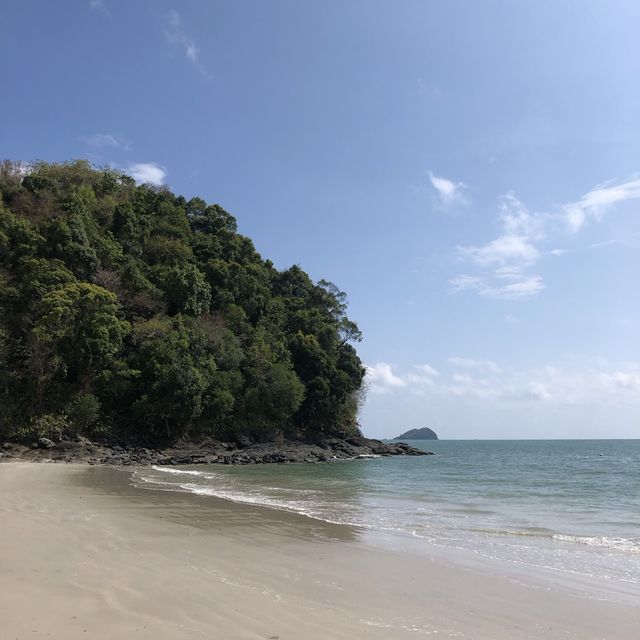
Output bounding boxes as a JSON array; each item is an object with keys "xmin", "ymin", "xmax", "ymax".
[{"xmin": 1, "ymin": 463, "xmax": 638, "ymax": 639}]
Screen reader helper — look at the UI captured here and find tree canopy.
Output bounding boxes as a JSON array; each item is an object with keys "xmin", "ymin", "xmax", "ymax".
[{"xmin": 0, "ymin": 160, "xmax": 365, "ymax": 445}]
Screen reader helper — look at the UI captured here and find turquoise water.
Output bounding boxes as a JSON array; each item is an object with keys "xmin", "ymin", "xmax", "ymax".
[{"xmin": 136, "ymin": 440, "xmax": 640, "ymax": 589}]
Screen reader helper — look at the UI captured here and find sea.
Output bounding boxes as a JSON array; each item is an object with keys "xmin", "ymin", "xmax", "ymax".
[{"xmin": 134, "ymin": 439, "xmax": 640, "ymax": 596}]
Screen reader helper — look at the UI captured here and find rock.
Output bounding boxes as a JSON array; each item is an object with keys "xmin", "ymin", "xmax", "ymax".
[
  {"xmin": 54, "ymin": 440, "xmax": 77, "ymax": 451},
  {"xmin": 38, "ymin": 437, "xmax": 55, "ymax": 449},
  {"xmin": 234, "ymin": 435, "xmax": 253, "ymax": 448},
  {"xmin": 1, "ymin": 432, "xmax": 429, "ymax": 466}
]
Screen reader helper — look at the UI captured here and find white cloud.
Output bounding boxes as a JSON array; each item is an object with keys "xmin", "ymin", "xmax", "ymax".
[
  {"xmin": 127, "ymin": 162, "xmax": 167, "ymax": 186},
  {"xmin": 365, "ymin": 363, "xmax": 407, "ymax": 394},
  {"xmin": 563, "ymin": 176, "xmax": 640, "ymax": 232},
  {"xmin": 449, "ymin": 174, "xmax": 640, "ymax": 300},
  {"xmin": 81, "ymin": 133, "xmax": 129, "ymax": 150},
  {"xmin": 459, "ymin": 235, "xmax": 539, "ymax": 267},
  {"xmin": 165, "ymin": 10, "xmax": 211, "ymax": 79},
  {"xmin": 449, "ymin": 273, "xmax": 545, "ymax": 300},
  {"xmin": 366, "ymin": 362, "xmax": 440, "ymax": 396},
  {"xmin": 429, "ymin": 172, "xmax": 468, "ymax": 207},
  {"xmin": 453, "ymin": 194, "xmax": 545, "ymax": 300},
  {"xmin": 498, "ymin": 193, "xmax": 545, "ymax": 240},
  {"xmin": 487, "ymin": 275, "xmax": 545, "ymax": 299},
  {"xmin": 458, "ymin": 194, "xmax": 543, "ymax": 268},
  {"xmin": 366, "ymin": 359, "xmax": 640, "ymax": 406}
]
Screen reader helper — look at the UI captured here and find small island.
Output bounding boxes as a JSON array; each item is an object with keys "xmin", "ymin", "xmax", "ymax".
[{"xmin": 393, "ymin": 427, "xmax": 438, "ymax": 440}]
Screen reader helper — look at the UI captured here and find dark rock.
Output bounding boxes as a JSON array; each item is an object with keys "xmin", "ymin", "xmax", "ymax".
[
  {"xmin": 234, "ymin": 435, "xmax": 253, "ymax": 448},
  {"xmin": 53, "ymin": 440, "xmax": 76, "ymax": 451},
  {"xmin": 1, "ymin": 433, "xmax": 430, "ymax": 466}
]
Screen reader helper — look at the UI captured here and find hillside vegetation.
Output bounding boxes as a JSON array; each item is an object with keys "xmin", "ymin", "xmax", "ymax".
[{"xmin": 0, "ymin": 160, "xmax": 365, "ymax": 445}]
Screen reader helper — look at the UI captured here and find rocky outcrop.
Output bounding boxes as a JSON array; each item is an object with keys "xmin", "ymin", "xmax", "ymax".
[{"xmin": 1, "ymin": 435, "xmax": 432, "ymax": 466}]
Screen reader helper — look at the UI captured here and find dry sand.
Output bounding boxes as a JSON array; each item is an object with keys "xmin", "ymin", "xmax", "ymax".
[{"xmin": 0, "ymin": 462, "xmax": 638, "ymax": 639}]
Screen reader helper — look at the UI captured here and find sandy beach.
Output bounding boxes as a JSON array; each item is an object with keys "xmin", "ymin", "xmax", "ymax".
[{"xmin": 1, "ymin": 463, "xmax": 638, "ymax": 640}]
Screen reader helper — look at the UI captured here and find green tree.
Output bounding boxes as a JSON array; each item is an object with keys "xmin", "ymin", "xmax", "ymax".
[
  {"xmin": 0, "ymin": 160, "xmax": 366, "ymax": 444},
  {"xmin": 160, "ymin": 263, "xmax": 212, "ymax": 316},
  {"xmin": 30, "ymin": 282, "xmax": 128, "ymax": 384}
]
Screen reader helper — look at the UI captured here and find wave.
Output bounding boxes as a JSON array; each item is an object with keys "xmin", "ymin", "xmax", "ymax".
[
  {"xmin": 139, "ymin": 469, "xmax": 344, "ymax": 522},
  {"xmin": 142, "ymin": 468, "xmax": 640, "ymax": 556},
  {"xmin": 151, "ymin": 466, "xmax": 208, "ymax": 477},
  {"xmin": 552, "ymin": 534, "xmax": 640, "ymax": 553}
]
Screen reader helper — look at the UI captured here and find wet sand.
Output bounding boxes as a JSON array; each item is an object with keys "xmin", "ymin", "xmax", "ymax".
[{"xmin": 1, "ymin": 463, "xmax": 638, "ymax": 639}]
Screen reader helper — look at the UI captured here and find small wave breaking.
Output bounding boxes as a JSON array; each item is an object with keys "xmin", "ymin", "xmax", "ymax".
[{"xmin": 552, "ymin": 534, "xmax": 640, "ymax": 554}]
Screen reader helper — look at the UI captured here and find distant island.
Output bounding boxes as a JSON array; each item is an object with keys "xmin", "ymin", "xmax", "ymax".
[{"xmin": 393, "ymin": 427, "xmax": 438, "ymax": 440}]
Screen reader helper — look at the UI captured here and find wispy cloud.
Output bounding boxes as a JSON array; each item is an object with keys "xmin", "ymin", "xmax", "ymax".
[
  {"xmin": 452, "ymin": 194, "xmax": 546, "ymax": 299},
  {"xmin": 89, "ymin": 0, "xmax": 109, "ymax": 15},
  {"xmin": 416, "ymin": 78, "xmax": 443, "ymax": 98},
  {"xmin": 449, "ymin": 174, "xmax": 640, "ymax": 300},
  {"xmin": 589, "ymin": 239, "xmax": 618, "ymax": 249},
  {"xmin": 448, "ymin": 357, "xmax": 502, "ymax": 374},
  {"xmin": 165, "ymin": 10, "xmax": 211, "ymax": 79},
  {"xmin": 459, "ymin": 235, "xmax": 539, "ymax": 267},
  {"xmin": 429, "ymin": 172, "xmax": 468, "ymax": 207},
  {"xmin": 563, "ymin": 176, "xmax": 640, "ymax": 232},
  {"xmin": 449, "ymin": 273, "xmax": 545, "ymax": 300},
  {"xmin": 127, "ymin": 162, "xmax": 167, "ymax": 186},
  {"xmin": 81, "ymin": 133, "xmax": 129, "ymax": 150}
]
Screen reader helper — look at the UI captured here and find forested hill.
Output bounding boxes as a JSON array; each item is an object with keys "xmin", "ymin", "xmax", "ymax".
[{"xmin": 0, "ymin": 160, "xmax": 365, "ymax": 446}]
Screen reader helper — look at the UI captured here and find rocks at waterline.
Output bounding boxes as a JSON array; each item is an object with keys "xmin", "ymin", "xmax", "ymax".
[{"xmin": 1, "ymin": 435, "xmax": 432, "ymax": 466}]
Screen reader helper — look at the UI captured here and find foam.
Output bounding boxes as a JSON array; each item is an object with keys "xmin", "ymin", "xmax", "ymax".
[
  {"xmin": 553, "ymin": 534, "xmax": 640, "ymax": 554},
  {"xmin": 150, "ymin": 466, "xmax": 209, "ymax": 477}
]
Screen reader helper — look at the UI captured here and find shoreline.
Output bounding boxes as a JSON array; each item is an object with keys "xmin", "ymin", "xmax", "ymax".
[
  {"xmin": 134, "ymin": 461, "xmax": 640, "ymax": 608},
  {"xmin": 1, "ymin": 463, "xmax": 638, "ymax": 639}
]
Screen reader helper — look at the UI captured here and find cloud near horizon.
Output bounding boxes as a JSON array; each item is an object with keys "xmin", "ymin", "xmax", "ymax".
[{"xmin": 365, "ymin": 359, "xmax": 640, "ymax": 406}]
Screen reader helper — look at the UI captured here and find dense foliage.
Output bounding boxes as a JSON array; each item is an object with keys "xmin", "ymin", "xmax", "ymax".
[{"xmin": 0, "ymin": 160, "xmax": 365, "ymax": 444}]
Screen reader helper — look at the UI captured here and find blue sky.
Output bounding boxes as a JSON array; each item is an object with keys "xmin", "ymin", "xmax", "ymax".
[{"xmin": 2, "ymin": 1, "xmax": 639, "ymax": 438}]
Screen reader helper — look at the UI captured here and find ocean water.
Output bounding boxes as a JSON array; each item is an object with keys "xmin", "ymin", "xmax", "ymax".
[{"xmin": 134, "ymin": 439, "xmax": 640, "ymax": 592}]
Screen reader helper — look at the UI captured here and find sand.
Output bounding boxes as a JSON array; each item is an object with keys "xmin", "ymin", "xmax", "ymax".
[{"xmin": 0, "ymin": 462, "xmax": 638, "ymax": 639}]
